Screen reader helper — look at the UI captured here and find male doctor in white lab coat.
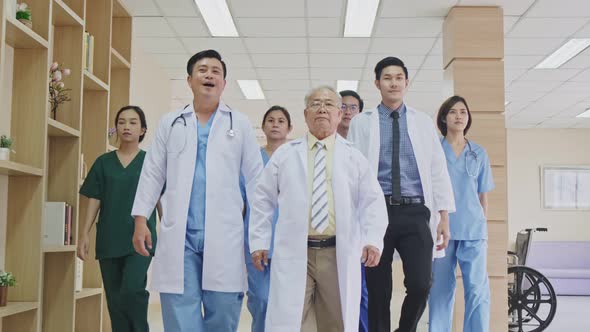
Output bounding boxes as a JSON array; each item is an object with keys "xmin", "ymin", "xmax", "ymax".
[
  {"xmin": 348, "ymin": 57, "xmax": 455, "ymax": 332},
  {"xmin": 131, "ymin": 49, "xmax": 262, "ymax": 331},
  {"xmin": 249, "ymin": 86, "xmax": 388, "ymax": 332}
]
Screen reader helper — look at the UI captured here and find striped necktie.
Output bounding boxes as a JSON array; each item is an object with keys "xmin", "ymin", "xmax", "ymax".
[{"xmin": 311, "ymin": 141, "xmax": 328, "ymax": 233}]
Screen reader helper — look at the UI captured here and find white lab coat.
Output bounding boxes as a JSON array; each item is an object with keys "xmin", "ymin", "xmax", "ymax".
[
  {"xmin": 348, "ymin": 105, "xmax": 455, "ymax": 258},
  {"xmin": 249, "ymin": 135, "xmax": 388, "ymax": 331},
  {"xmin": 132, "ymin": 102, "xmax": 262, "ymax": 294}
]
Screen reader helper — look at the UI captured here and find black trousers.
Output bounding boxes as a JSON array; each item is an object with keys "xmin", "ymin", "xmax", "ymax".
[{"xmin": 366, "ymin": 201, "xmax": 433, "ymax": 332}]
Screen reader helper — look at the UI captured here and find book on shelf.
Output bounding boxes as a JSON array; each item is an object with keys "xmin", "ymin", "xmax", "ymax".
[
  {"xmin": 83, "ymin": 31, "xmax": 94, "ymax": 73},
  {"xmin": 43, "ymin": 202, "xmax": 73, "ymax": 246}
]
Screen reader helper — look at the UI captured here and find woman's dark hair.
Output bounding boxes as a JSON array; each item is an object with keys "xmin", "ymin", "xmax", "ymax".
[
  {"xmin": 115, "ymin": 105, "xmax": 148, "ymax": 142},
  {"xmin": 262, "ymin": 105, "xmax": 292, "ymax": 128},
  {"xmin": 436, "ymin": 95, "xmax": 472, "ymax": 137},
  {"xmin": 187, "ymin": 49, "xmax": 227, "ymax": 78},
  {"xmin": 374, "ymin": 56, "xmax": 409, "ymax": 80}
]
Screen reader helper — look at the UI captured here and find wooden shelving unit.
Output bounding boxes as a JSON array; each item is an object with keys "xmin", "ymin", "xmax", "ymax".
[{"xmin": 0, "ymin": 0, "xmax": 133, "ymax": 331}]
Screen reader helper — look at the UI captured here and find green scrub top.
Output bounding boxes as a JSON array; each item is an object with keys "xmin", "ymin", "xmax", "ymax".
[{"xmin": 79, "ymin": 150, "xmax": 157, "ymax": 259}]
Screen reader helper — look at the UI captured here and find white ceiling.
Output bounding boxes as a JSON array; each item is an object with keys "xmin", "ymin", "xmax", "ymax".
[{"xmin": 123, "ymin": 0, "xmax": 590, "ymax": 136}]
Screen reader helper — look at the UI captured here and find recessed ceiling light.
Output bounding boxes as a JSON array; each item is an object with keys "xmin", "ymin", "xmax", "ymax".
[
  {"xmin": 576, "ymin": 108, "xmax": 590, "ymax": 118},
  {"xmin": 193, "ymin": 0, "xmax": 238, "ymax": 37},
  {"xmin": 535, "ymin": 39, "xmax": 590, "ymax": 69},
  {"xmin": 337, "ymin": 80, "xmax": 359, "ymax": 92},
  {"xmin": 344, "ymin": 0, "xmax": 380, "ymax": 37},
  {"xmin": 237, "ymin": 80, "xmax": 265, "ymax": 100}
]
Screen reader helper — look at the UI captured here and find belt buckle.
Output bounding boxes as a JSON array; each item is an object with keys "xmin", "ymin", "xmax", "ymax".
[{"xmin": 389, "ymin": 196, "xmax": 401, "ymax": 206}]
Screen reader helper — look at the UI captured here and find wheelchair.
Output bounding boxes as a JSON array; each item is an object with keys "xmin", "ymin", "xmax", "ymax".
[{"xmin": 507, "ymin": 228, "xmax": 557, "ymax": 332}]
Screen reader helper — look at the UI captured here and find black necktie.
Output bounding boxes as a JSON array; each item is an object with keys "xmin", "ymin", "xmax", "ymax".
[{"xmin": 391, "ymin": 111, "xmax": 401, "ymax": 201}]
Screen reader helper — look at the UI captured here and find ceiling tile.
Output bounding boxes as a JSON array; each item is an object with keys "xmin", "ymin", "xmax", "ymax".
[
  {"xmin": 365, "ymin": 55, "xmax": 425, "ymax": 71},
  {"xmin": 308, "ymin": 18, "xmax": 341, "ymax": 37},
  {"xmin": 218, "ymin": 53, "xmax": 254, "ymax": 68},
  {"xmin": 158, "ymin": 0, "xmax": 200, "ymax": 17},
  {"xmin": 228, "ymin": 0, "xmax": 304, "ymax": 17},
  {"xmin": 526, "ymin": 0, "xmax": 590, "ymax": 17},
  {"xmin": 408, "ymin": 81, "xmax": 443, "ymax": 92},
  {"xmin": 310, "ymin": 68, "xmax": 363, "ymax": 80},
  {"xmin": 574, "ymin": 22, "xmax": 590, "ymax": 38},
  {"xmin": 244, "ymin": 38, "xmax": 307, "ymax": 54},
  {"xmin": 508, "ymin": 80, "xmax": 562, "ymax": 92},
  {"xmin": 257, "ymin": 68, "xmax": 310, "ymax": 80},
  {"xmin": 151, "ymin": 53, "xmax": 191, "ymax": 68},
  {"xmin": 508, "ymin": 18, "xmax": 588, "ymax": 38},
  {"xmin": 422, "ymin": 55, "xmax": 444, "ymax": 69},
  {"xmin": 306, "ymin": 0, "xmax": 344, "ymax": 18},
  {"xmin": 505, "ymin": 90, "xmax": 547, "ymax": 102},
  {"xmin": 136, "ymin": 37, "xmax": 186, "ymax": 53},
  {"xmin": 309, "ymin": 38, "xmax": 370, "ymax": 54},
  {"xmin": 251, "ymin": 54, "xmax": 308, "ymax": 68},
  {"xmin": 121, "ymin": 0, "xmax": 160, "ymax": 16},
  {"xmin": 224, "ymin": 68, "xmax": 258, "ymax": 81},
  {"xmin": 374, "ymin": 18, "xmax": 443, "ymax": 38},
  {"xmin": 166, "ymin": 67, "xmax": 188, "ymax": 79},
  {"xmin": 380, "ymin": 0, "xmax": 457, "ymax": 17},
  {"xmin": 570, "ymin": 68, "xmax": 590, "ymax": 81},
  {"xmin": 458, "ymin": 0, "xmax": 536, "ymax": 16},
  {"xmin": 169, "ymin": 79, "xmax": 192, "ymax": 99},
  {"xmin": 265, "ymin": 90, "xmax": 308, "ymax": 101},
  {"xmin": 517, "ymin": 68, "xmax": 581, "ymax": 82},
  {"xmin": 504, "ymin": 16, "xmax": 520, "ymax": 35},
  {"xmin": 505, "ymin": 69, "xmax": 526, "ymax": 82},
  {"xmin": 370, "ymin": 38, "xmax": 436, "ymax": 54},
  {"xmin": 572, "ymin": 119, "xmax": 590, "ymax": 128},
  {"xmin": 133, "ymin": 17, "xmax": 176, "ymax": 37},
  {"xmin": 309, "ymin": 54, "xmax": 367, "ymax": 68},
  {"xmin": 181, "ymin": 38, "xmax": 246, "ymax": 54},
  {"xmin": 236, "ymin": 18, "xmax": 306, "ymax": 37},
  {"xmin": 504, "ymin": 38, "xmax": 566, "ymax": 55},
  {"xmin": 167, "ymin": 17, "xmax": 210, "ymax": 37},
  {"xmin": 504, "ymin": 55, "xmax": 545, "ymax": 69},
  {"xmin": 554, "ymin": 102, "xmax": 590, "ymax": 118},
  {"xmin": 260, "ymin": 79, "xmax": 310, "ymax": 91},
  {"xmin": 560, "ymin": 54, "xmax": 590, "ymax": 69},
  {"xmin": 413, "ymin": 69, "xmax": 443, "ymax": 81}
]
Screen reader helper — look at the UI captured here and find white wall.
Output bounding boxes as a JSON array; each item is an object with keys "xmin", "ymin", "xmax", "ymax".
[
  {"xmin": 507, "ymin": 128, "xmax": 590, "ymax": 245},
  {"xmin": 129, "ymin": 39, "xmax": 172, "ymax": 148}
]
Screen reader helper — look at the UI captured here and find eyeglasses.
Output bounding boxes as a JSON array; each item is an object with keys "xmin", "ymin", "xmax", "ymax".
[
  {"xmin": 307, "ymin": 100, "xmax": 339, "ymax": 112},
  {"xmin": 341, "ymin": 104, "xmax": 359, "ymax": 112}
]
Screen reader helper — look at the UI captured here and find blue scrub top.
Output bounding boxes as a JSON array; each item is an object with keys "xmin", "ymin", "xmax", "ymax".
[
  {"xmin": 242, "ymin": 148, "xmax": 278, "ymax": 258},
  {"xmin": 442, "ymin": 139, "xmax": 494, "ymax": 240},
  {"xmin": 186, "ymin": 112, "xmax": 217, "ymax": 253}
]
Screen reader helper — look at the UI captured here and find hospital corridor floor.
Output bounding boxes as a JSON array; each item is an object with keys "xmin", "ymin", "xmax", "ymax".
[{"xmin": 146, "ymin": 294, "xmax": 590, "ymax": 331}]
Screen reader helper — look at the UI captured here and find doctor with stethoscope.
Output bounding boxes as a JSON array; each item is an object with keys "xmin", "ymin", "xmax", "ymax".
[
  {"xmin": 131, "ymin": 49, "xmax": 262, "ymax": 331},
  {"xmin": 428, "ymin": 95, "xmax": 495, "ymax": 332}
]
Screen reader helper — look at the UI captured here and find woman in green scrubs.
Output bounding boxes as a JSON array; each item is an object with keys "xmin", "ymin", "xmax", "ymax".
[{"xmin": 77, "ymin": 105, "xmax": 160, "ymax": 332}]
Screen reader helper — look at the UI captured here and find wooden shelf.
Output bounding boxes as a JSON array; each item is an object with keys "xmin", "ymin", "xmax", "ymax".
[
  {"xmin": 52, "ymin": 0, "xmax": 83, "ymax": 27},
  {"xmin": 0, "ymin": 160, "xmax": 43, "ymax": 177},
  {"xmin": 75, "ymin": 288, "xmax": 102, "ymax": 300},
  {"xmin": 43, "ymin": 245, "xmax": 76, "ymax": 253},
  {"xmin": 111, "ymin": 48, "xmax": 130, "ymax": 69},
  {"xmin": 5, "ymin": 18, "xmax": 49, "ymax": 49},
  {"xmin": 48, "ymin": 118, "xmax": 81, "ymax": 137},
  {"xmin": 83, "ymin": 71, "xmax": 109, "ymax": 91},
  {"xmin": 0, "ymin": 302, "xmax": 38, "ymax": 318}
]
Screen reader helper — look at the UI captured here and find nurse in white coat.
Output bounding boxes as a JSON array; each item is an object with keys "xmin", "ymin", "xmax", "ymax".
[
  {"xmin": 131, "ymin": 50, "xmax": 262, "ymax": 331},
  {"xmin": 348, "ymin": 57, "xmax": 455, "ymax": 332},
  {"xmin": 249, "ymin": 86, "xmax": 388, "ymax": 332}
]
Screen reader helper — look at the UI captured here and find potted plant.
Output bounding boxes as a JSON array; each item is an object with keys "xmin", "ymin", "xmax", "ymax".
[
  {"xmin": 48, "ymin": 62, "xmax": 72, "ymax": 120},
  {"xmin": 16, "ymin": 3, "xmax": 32, "ymax": 29},
  {"xmin": 0, "ymin": 271, "xmax": 16, "ymax": 307},
  {"xmin": 0, "ymin": 135, "xmax": 14, "ymax": 161}
]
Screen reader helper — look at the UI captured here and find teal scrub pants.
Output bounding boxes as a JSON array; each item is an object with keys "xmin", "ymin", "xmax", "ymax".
[{"xmin": 99, "ymin": 254, "xmax": 152, "ymax": 332}]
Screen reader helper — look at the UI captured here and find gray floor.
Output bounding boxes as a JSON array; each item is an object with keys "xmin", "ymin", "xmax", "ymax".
[{"xmin": 147, "ymin": 294, "xmax": 588, "ymax": 331}]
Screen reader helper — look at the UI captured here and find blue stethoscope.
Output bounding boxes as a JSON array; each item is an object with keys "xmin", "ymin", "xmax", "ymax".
[
  {"xmin": 443, "ymin": 137, "xmax": 479, "ymax": 177},
  {"xmin": 169, "ymin": 104, "xmax": 235, "ymax": 153}
]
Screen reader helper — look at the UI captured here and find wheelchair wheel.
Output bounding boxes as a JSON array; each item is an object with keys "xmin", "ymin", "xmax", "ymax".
[{"xmin": 508, "ymin": 266, "xmax": 557, "ymax": 332}]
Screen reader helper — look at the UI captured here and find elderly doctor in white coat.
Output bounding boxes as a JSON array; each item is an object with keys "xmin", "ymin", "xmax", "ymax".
[
  {"xmin": 249, "ymin": 86, "xmax": 388, "ymax": 332},
  {"xmin": 131, "ymin": 50, "xmax": 262, "ymax": 331},
  {"xmin": 348, "ymin": 57, "xmax": 455, "ymax": 332}
]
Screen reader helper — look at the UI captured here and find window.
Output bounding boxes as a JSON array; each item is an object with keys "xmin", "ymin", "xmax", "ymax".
[{"xmin": 542, "ymin": 166, "xmax": 590, "ymax": 210}]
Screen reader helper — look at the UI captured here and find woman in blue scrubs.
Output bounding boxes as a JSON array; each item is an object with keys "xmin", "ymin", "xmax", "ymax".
[
  {"xmin": 428, "ymin": 95, "xmax": 495, "ymax": 332},
  {"xmin": 243, "ymin": 105, "xmax": 292, "ymax": 332}
]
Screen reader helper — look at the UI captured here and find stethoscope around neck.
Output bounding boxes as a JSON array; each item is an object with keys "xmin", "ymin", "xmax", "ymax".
[
  {"xmin": 168, "ymin": 104, "xmax": 235, "ymax": 154},
  {"xmin": 443, "ymin": 137, "xmax": 479, "ymax": 177},
  {"xmin": 171, "ymin": 104, "xmax": 235, "ymax": 137}
]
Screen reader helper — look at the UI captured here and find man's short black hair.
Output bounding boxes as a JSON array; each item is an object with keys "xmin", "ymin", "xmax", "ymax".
[
  {"xmin": 187, "ymin": 49, "xmax": 227, "ymax": 79},
  {"xmin": 339, "ymin": 90, "xmax": 364, "ymax": 112},
  {"xmin": 374, "ymin": 57, "xmax": 408, "ymax": 81}
]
